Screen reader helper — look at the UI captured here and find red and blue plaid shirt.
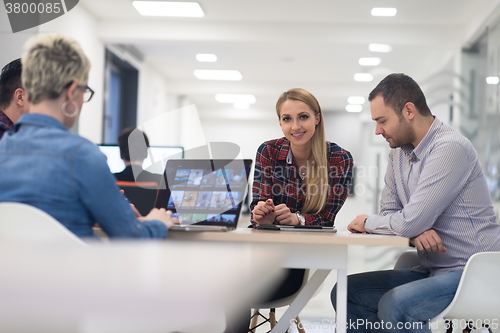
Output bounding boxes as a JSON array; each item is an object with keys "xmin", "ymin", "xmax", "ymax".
[
  {"xmin": 0, "ymin": 110, "xmax": 14, "ymax": 139},
  {"xmin": 251, "ymin": 137, "xmax": 353, "ymax": 226}
]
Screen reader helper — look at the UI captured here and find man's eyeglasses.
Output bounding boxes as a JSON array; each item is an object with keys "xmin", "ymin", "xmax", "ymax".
[{"xmin": 78, "ymin": 85, "xmax": 94, "ymax": 103}]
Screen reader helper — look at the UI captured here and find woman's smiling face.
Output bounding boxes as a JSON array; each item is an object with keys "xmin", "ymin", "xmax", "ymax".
[{"xmin": 278, "ymin": 99, "xmax": 319, "ymax": 148}]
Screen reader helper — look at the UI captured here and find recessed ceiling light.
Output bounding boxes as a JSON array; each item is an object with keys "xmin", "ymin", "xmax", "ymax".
[
  {"xmin": 371, "ymin": 8, "xmax": 397, "ymax": 16},
  {"xmin": 359, "ymin": 57, "xmax": 381, "ymax": 66},
  {"xmin": 233, "ymin": 103, "xmax": 250, "ymax": 110},
  {"xmin": 196, "ymin": 54, "xmax": 217, "ymax": 62},
  {"xmin": 369, "ymin": 43, "xmax": 393, "ymax": 53},
  {"xmin": 194, "ymin": 70, "xmax": 242, "ymax": 81},
  {"xmin": 132, "ymin": 1, "xmax": 204, "ymax": 17},
  {"xmin": 215, "ymin": 94, "xmax": 256, "ymax": 104},
  {"xmin": 486, "ymin": 76, "xmax": 499, "ymax": 84},
  {"xmin": 348, "ymin": 96, "xmax": 365, "ymax": 104},
  {"xmin": 354, "ymin": 73, "xmax": 373, "ymax": 82},
  {"xmin": 346, "ymin": 105, "xmax": 363, "ymax": 112}
]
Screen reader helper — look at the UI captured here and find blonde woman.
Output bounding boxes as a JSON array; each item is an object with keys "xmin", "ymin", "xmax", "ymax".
[
  {"xmin": 251, "ymin": 88, "xmax": 353, "ymax": 226},
  {"xmin": 234, "ymin": 89, "xmax": 354, "ymax": 332},
  {"xmin": 0, "ymin": 34, "xmax": 175, "ymax": 238}
]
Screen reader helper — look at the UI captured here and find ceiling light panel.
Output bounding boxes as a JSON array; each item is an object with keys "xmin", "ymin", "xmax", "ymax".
[
  {"xmin": 486, "ymin": 76, "xmax": 499, "ymax": 84},
  {"xmin": 369, "ymin": 43, "xmax": 393, "ymax": 53},
  {"xmin": 194, "ymin": 70, "xmax": 242, "ymax": 81},
  {"xmin": 215, "ymin": 94, "xmax": 256, "ymax": 104},
  {"xmin": 196, "ymin": 54, "xmax": 217, "ymax": 62},
  {"xmin": 132, "ymin": 1, "xmax": 204, "ymax": 17},
  {"xmin": 359, "ymin": 57, "xmax": 381, "ymax": 66},
  {"xmin": 346, "ymin": 105, "xmax": 363, "ymax": 112},
  {"xmin": 354, "ymin": 73, "xmax": 373, "ymax": 82},
  {"xmin": 348, "ymin": 96, "xmax": 365, "ymax": 104},
  {"xmin": 371, "ymin": 8, "xmax": 397, "ymax": 16}
]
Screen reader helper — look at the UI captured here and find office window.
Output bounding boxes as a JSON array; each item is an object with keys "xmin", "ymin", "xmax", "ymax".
[{"xmin": 462, "ymin": 23, "xmax": 500, "ymax": 203}]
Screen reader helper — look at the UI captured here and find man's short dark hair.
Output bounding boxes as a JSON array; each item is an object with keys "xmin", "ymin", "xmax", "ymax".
[
  {"xmin": 0, "ymin": 58, "xmax": 22, "ymax": 110},
  {"xmin": 118, "ymin": 127, "xmax": 150, "ymax": 162},
  {"xmin": 368, "ymin": 73, "xmax": 432, "ymax": 117}
]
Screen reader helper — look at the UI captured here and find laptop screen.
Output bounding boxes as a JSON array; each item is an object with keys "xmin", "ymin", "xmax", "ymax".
[{"xmin": 155, "ymin": 159, "xmax": 252, "ymax": 228}]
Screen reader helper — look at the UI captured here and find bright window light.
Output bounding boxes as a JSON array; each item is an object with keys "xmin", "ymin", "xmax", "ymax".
[
  {"xmin": 215, "ymin": 94, "xmax": 256, "ymax": 104},
  {"xmin": 369, "ymin": 43, "xmax": 393, "ymax": 53},
  {"xmin": 371, "ymin": 8, "xmax": 397, "ymax": 16},
  {"xmin": 348, "ymin": 96, "xmax": 365, "ymax": 104},
  {"xmin": 132, "ymin": 1, "xmax": 204, "ymax": 17},
  {"xmin": 359, "ymin": 57, "xmax": 381, "ymax": 66},
  {"xmin": 194, "ymin": 70, "xmax": 242, "ymax": 81},
  {"xmin": 196, "ymin": 54, "xmax": 217, "ymax": 62},
  {"xmin": 346, "ymin": 105, "xmax": 363, "ymax": 112},
  {"xmin": 233, "ymin": 103, "xmax": 250, "ymax": 110},
  {"xmin": 486, "ymin": 76, "xmax": 499, "ymax": 84},
  {"xmin": 354, "ymin": 73, "xmax": 373, "ymax": 82}
]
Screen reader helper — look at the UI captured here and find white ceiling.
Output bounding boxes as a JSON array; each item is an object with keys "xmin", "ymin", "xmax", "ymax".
[{"xmin": 80, "ymin": 0, "xmax": 500, "ymax": 117}]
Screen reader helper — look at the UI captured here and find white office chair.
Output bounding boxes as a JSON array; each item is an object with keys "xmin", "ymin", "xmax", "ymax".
[
  {"xmin": 0, "ymin": 202, "xmax": 86, "ymax": 245},
  {"xmin": 394, "ymin": 250, "xmax": 500, "ymax": 333},
  {"xmin": 250, "ymin": 269, "xmax": 315, "ymax": 333},
  {"xmin": 393, "ymin": 249, "xmax": 420, "ymax": 270}
]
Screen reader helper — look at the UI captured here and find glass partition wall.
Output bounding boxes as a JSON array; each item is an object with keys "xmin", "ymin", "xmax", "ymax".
[{"xmin": 462, "ymin": 21, "xmax": 500, "ymax": 212}]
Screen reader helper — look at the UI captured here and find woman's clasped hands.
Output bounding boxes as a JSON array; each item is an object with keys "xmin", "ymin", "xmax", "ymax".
[{"xmin": 252, "ymin": 199, "xmax": 299, "ymax": 225}]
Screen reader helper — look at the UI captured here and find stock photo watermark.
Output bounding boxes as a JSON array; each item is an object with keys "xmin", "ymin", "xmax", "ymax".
[
  {"xmin": 3, "ymin": 0, "xmax": 79, "ymax": 33},
  {"xmin": 289, "ymin": 318, "xmax": 499, "ymax": 331},
  {"xmin": 254, "ymin": 163, "xmax": 378, "ymax": 198}
]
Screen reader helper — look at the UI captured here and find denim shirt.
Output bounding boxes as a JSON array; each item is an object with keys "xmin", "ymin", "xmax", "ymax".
[{"xmin": 0, "ymin": 114, "xmax": 167, "ymax": 239}]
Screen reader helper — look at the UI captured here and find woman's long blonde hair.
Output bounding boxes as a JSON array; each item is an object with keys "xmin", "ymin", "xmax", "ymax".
[{"xmin": 276, "ymin": 88, "xmax": 329, "ymax": 214}]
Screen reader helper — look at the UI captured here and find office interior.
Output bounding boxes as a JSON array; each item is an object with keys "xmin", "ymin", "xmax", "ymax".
[{"xmin": 1, "ymin": 0, "xmax": 500, "ymax": 332}]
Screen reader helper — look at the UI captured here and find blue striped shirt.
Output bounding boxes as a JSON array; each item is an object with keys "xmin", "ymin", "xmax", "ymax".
[{"xmin": 365, "ymin": 117, "xmax": 500, "ymax": 276}]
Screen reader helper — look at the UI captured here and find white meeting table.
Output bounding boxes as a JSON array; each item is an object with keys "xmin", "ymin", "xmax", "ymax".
[
  {"xmin": 168, "ymin": 228, "xmax": 409, "ymax": 333},
  {"xmin": 0, "ymin": 240, "xmax": 285, "ymax": 333}
]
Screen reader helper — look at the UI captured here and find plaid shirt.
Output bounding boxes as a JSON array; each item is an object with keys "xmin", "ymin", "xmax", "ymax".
[
  {"xmin": 251, "ymin": 137, "xmax": 353, "ymax": 226},
  {"xmin": 0, "ymin": 110, "xmax": 14, "ymax": 139}
]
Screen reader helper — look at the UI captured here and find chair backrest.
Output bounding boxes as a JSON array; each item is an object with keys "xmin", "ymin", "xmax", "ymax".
[
  {"xmin": 257, "ymin": 269, "xmax": 311, "ymax": 308},
  {"xmin": 116, "ymin": 181, "xmax": 159, "ymax": 216},
  {"xmin": 0, "ymin": 202, "xmax": 86, "ymax": 245},
  {"xmin": 439, "ymin": 251, "xmax": 500, "ymax": 321},
  {"xmin": 394, "ymin": 249, "xmax": 420, "ymax": 270}
]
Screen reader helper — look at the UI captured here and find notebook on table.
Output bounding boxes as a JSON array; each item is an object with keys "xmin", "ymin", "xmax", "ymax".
[{"xmin": 155, "ymin": 159, "xmax": 253, "ymax": 231}]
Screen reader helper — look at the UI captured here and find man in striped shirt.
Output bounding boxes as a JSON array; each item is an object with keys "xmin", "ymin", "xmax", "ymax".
[{"xmin": 332, "ymin": 73, "xmax": 500, "ymax": 333}]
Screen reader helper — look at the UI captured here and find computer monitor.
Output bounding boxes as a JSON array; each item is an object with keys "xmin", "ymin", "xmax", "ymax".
[{"xmin": 98, "ymin": 145, "xmax": 184, "ymax": 175}]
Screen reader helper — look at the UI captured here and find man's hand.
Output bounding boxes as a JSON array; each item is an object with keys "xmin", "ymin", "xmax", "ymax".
[
  {"xmin": 252, "ymin": 199, "xmax": 275, "ymax": 224},
  {"xmin": 411, "ymin": 229, "xmax": 447, "ymax": 254},
  {"xmin": 347, "ymin": 214, "xmax": 369, "ymax": 233},
  {"xmin": 274, "ymin": 204, "xmax": 299, "ymax": 225}
]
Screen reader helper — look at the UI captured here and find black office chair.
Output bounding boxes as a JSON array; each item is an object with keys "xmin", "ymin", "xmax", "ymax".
[{"xmin": 116, "ymin": 181, "xmax": 159, "ymax": 216}]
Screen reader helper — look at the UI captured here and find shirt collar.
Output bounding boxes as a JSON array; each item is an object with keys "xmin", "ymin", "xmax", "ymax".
[
  {"xmin": 0, "ymin": 110, "xmax": 14, "ymax": 128},
  {"xmin": 277, "ymin": 138, "xmax": 292, "ymax": 163},
  {"xmin": 401, "ymin": 116, "xmax": 441, "ymax": 160},
  {"xmin": 16, "ymin": 113, "xmax": 68, "ymax": 132}
]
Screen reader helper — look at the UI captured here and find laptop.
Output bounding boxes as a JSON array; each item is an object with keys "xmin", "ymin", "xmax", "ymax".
[{"xmin": 155, "ymin": 159, "xmax": 253, "ymax": 231}]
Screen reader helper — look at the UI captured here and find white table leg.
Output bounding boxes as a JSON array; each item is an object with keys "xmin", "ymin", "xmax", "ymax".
[
  {"xmin": 270, "ymin": 269, "xmax": 331, "ymax": 333},
  {"xmin": 335, "ymin": 268, "xmax": 347, "ymax": 333}
]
